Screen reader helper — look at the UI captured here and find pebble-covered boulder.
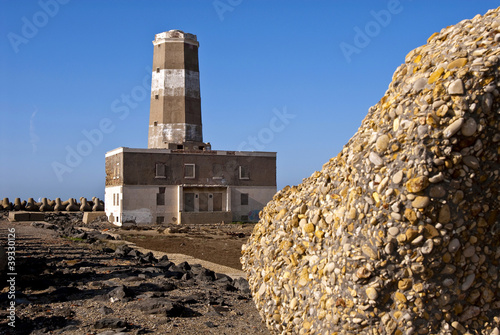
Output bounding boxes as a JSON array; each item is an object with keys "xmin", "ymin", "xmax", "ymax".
[{"xmin": 242, "ymin": 8, "xmax": 500, "ymax": 335}]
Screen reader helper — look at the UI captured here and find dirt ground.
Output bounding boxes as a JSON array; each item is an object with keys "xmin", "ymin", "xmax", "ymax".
[
  {"xmin": 119, "ymin": 223, "xmax": 256, "ymax": 270},
  {"xmin": 0, "ymin": 216, "xmax": 270, "ymax": 335}
]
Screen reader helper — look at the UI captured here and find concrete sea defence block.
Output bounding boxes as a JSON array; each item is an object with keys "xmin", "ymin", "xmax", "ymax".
[
  {"xmin": 8, "ymin": 211, "xmax": 45, "ymax": 222},
  {"xmin": 82, "ymin": 211, "xmax": 107, "ymax": 224}
]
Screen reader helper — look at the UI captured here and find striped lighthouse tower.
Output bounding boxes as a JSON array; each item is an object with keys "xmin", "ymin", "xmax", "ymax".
[{"xmin": 148, "ymin": 30, "xmax": 209, "ymax": 151}]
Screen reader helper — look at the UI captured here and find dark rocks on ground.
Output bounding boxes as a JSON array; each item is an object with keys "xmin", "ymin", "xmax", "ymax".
[
  {"xmin": 233, "ymin": 277, "xmax": 251, "ymax": 294},
  {"xmin": 136, "ymin": 298, "xmax": 187, "ymax": 316},
  {"xmin": 99, "ymin": 306, "xmax": 114, "ymax": 315},
  {"xmin": 114, "ymin": 244, "xmax": 132, "ymax": 257},
  {"xmin": 107, "ymin": 285, "xmax": 135, "ymax": 301},
  {"xmin": 94, "ymin": 317, "xmax": 128, "ymax": 329}
]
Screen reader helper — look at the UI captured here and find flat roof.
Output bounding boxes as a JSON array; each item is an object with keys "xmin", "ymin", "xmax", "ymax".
[{"xmin": 105, "ymin": 147, "xmax": 277, "ymax": 158}]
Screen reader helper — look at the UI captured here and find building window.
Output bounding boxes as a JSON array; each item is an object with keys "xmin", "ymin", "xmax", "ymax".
[
  {"xmin": 199, "ymin": 193, "xmax": 208, "ymax": 212},
  {"xmin": 213, "ymin": 163, "xmax": 223, "ymax": 179},
  {"xmin": 155, "ymin": 94, "xmax": 159, "ymax": 100},
  {"xmin": 156, "ymin": 216, "xmax": 164, "ymax": 224},
  {"xmin": 156, "ymin": 67, "xmax": 160, "ymax": 73},
  {"xmin": 157, "ymin": 187, "xmax": 165, "ymax": 205},
  {"xmin": 213, "ymin": 193, "xmax": 222, "ymax": 211},
  {"xmin": 154, "ymin": 121, "xmax": 157, "ymax": 126},
  {"xmin": 239, "ymin": 166, "xmax": 249, "ymax": 180},
  {"xmin": 184, "ymin": 164, "xmax": 195, "ymax": 179},
  {"xmin": 241, "ymin": 193, "xmax": 249, "ymax": 206},
  {"xmin": 156, "ymin": 163, "xmax": 166, "ymax": 178},
  {"xmin": 113, "ymin": 194, "xmax": 115, "ymax": 206},
  {"xmin": 113, "ymin": 163, "xmax": 120, "ymax": 179},
  {"xmin": 184, "ymin": 193, "xmax": 195, "ymax": 212},
  {"xmin": 116, "ymin": 194, "xmax": 119, "ymax": 207}
]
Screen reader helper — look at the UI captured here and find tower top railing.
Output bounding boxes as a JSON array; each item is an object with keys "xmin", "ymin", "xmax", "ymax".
[{"xmin": 153, "ymin": 30, "xmax": 199, "ymax": 46}]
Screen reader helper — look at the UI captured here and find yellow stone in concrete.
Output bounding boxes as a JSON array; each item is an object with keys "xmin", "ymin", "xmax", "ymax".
[
  {"xmin": 427, "ymin": 32, "xmax": 439, "ymax": 43},
  {"xmin": 442, "ymin": 252, "xmax": 452, "ymax": 263},
  {"xmin": 406, "ymin": 176, "xmax": 429, "ymax": 193},
  {"xmin": 447, "ymin": 58, "xmax": 468, "ymax": 69},
  {"xmin": 395, "ymin": 292, "xmax": 407, "ymax": 303},
  {"xmin": 413, "ymin": 283, "xmax": 424, "ymax": 293},
  {"xmin": 405, "ymin": 228, "xmax": 419, "ymax": 242},
  {"xmin": 424, "ymin": 224, "xmax": 440, "ymax": 238},
  {"xmin": 304, "ymin": 223, "xmax": 315, "ymax": 234},
  {"xmin": 276, "ymin": 208, "xmax": 287, "ymax": 221},
  {"xmin": 428, "ymin": 67, "xmax": 445, "ymax": 84},
  {"xmin": 362, "ymin": 245, "xmax": 379, "ymax": 259},
  {"xmin": 398, "ymin": 278, "xmax": 412, "ymax": 291}
]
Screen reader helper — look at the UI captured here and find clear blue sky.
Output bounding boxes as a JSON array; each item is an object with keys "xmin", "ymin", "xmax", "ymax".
[{"xmin": 0, "ymin": 0, "xmax": 498, "ymax": 201}]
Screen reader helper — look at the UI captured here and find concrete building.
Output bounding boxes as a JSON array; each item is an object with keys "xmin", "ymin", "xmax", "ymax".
[{"xmin": 105, "ymin": 30, "xmax": 276, "ymax": 225}]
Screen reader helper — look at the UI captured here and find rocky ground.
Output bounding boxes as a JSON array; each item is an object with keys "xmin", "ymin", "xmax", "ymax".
[{"xmin": 0, "ymin": 212, "xmax": 269, "ymax": 335}]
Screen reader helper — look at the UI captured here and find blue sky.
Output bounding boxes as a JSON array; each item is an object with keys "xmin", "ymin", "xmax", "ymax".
[{"xmin": 0, "ymin": 0, "xmax": 498, "ymax": 201}]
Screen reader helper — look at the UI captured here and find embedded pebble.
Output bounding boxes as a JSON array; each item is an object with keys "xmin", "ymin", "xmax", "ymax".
[
  {"xmin": 387, "ymin": 227, "xmax": 398, "ymax": 237},
  {"xmin": 392, "ymin": 170, "xmax": 403, "ymax": 184},
  {"xmin": 365, "ymin": 287, "xmax": 378, "ymax": 300},
  {"xmin": 421, "ymin": 239, "xmax": 434, "ymax": 254},
  {"xmin": 448, "ymin": 238, "xmax": 461, "ymax": 253},
  {"xmin": 412, "ymin": 196, "xmax": 430, "ymax": 208},
  {"xmin": 462, "ymin": 273, "xmax": 476, "ymax": 291},
  {"xmin": 462, "ymin": 118, "xmax": 478, "ymax": 136},
  {"xmin": 242, "ymin": 8, "xmax": 500, "ymax": 335},
  {"xmin": 369, "ymin": 152, "xmax": 383, "ymax": 166},
  {"xmin": 448, "ymin": 78, "xmax": 465, "ymax": 95},
  {"xmin": 444, "ymin": 118, "xmax": 464, "ymax": 138}
]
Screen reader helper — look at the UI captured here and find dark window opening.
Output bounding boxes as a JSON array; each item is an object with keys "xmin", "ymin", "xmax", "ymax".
[
  {"xmin": 241, "ymin": 193, "xmax": 249, "ymax": 206},
  {"xmin": 156, "ymin": 67, "xmax": 160, "ymax": 73},
  {"xmin": 199, "ymin": 193, "xmax": 208, "ymax": 212},
  {"xmin": 177, "ymin": 145, "xmax": 184, "ymax": 149},
  {"xmin": 156, "ymin": 216, "xmax": 164, "ymax": 224},
  {"xmin": 157, "ymin": 193, "xmax": 165, "ymax": 206},
  {"xmin": 155, "ymin": 163, "xmax": 166, "ymax": 178},
  {"xmin": 184, "ymin": 164, "xmax": 195, "ymax": 178},
  {"xmin": 155, "ymin": 95, "xmax": 159, "ymax": 100},
  {"xmin": 239, "ymin": 166, "xmax": 249, "ymax": 179},
  {"xmin": 184, "ymin": 193, "xmax": 195, "ymax": 212},
  {"xmin": 213, "ymin": 163, "xmax": 223, "ymax": 179},
  {"xmin": 213, "ymin": 193, "xmax": 222, "ymax": 211}
]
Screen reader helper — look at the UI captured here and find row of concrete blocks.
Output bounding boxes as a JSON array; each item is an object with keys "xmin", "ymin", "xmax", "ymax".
[{"xmin": 1, "ymin": 197, "xmax": 105, "ymax": 212}]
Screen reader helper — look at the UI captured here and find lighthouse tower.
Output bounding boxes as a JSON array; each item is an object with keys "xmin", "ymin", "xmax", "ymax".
[{"xmin": 148, "ymin": 30, "xmax": 209, "ymax": 151}]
